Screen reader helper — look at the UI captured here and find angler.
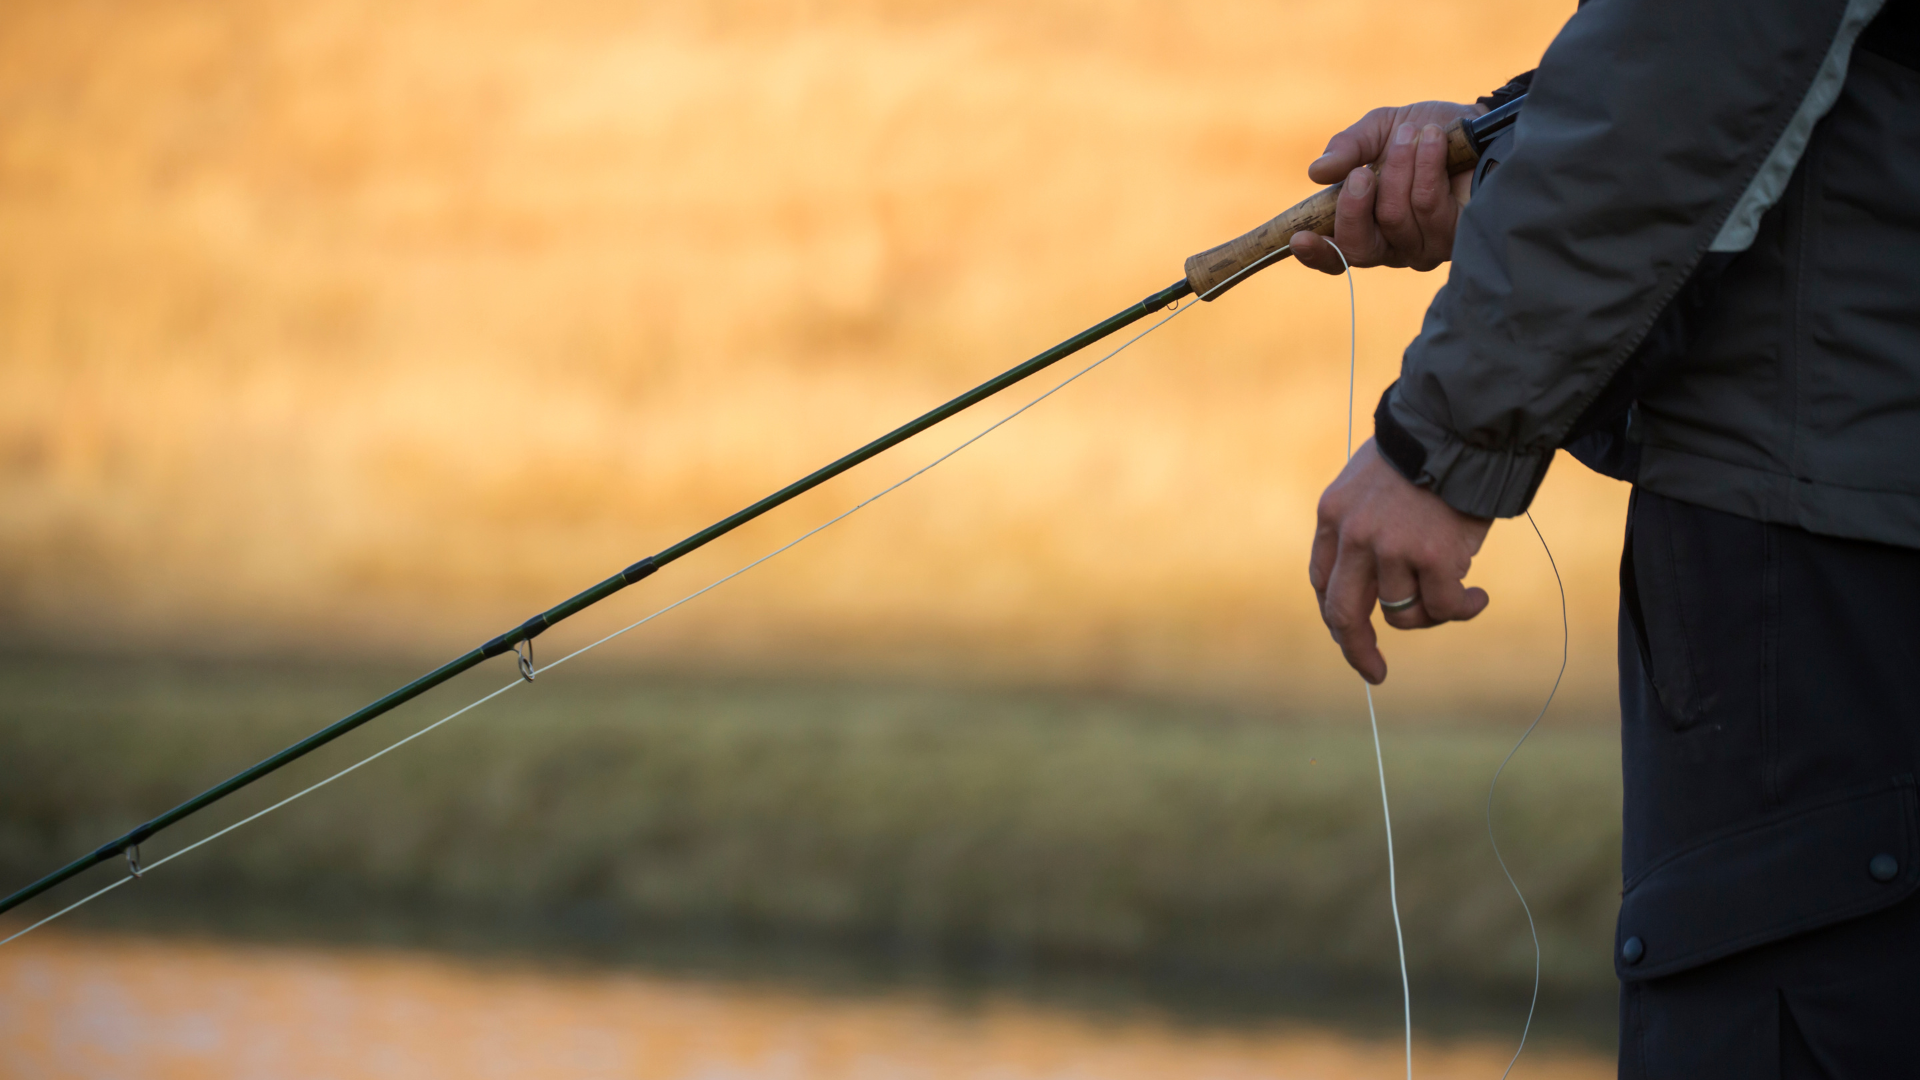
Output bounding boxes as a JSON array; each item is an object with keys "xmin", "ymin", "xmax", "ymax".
[{"xmin": 1304, "ymin": 0, "xmax": 1920, "ymax": 1074}]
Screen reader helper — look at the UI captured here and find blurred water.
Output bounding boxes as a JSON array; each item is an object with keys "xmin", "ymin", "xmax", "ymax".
[{"xmin": 0, "ymin": 930, "xmax": 1612, "ymax": 1079}]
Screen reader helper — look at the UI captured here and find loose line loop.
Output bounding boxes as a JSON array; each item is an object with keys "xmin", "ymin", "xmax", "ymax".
[
  {"xmin": 1489, "ymin": 511, "xmax": 1568, "ymax": 1080},
  {"xmin": 1324, "ymin": 234, "xmax": 1566, "ymax": 1080}
]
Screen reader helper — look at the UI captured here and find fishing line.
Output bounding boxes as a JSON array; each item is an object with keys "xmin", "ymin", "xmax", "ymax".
[
  {"xmin": 1488, "ymin": 511, "xmax": 1568, "ymax": 1079},
  {"xmin": 0, "ymin": 679, "xmax": 527, "ymax": 948},
  {"xmin": 0, "ymin": 287, "xmax": 1209, "ymax": 949},
  {"xmin": 1323, "ymin": 236, "xmax": 1569, "ymax": 1080},
  {"xmin": 1323, "ymin": 237, "xmax": 1413, "ymax": 1080}
]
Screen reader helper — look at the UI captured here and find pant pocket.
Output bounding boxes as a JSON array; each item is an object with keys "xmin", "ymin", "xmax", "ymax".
[{"xmin": 1622, "ymin": 490, "xmax": 1708, "ymax": 730}]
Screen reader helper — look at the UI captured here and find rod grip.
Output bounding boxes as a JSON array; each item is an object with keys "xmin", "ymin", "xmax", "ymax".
[{"xmin": 1184, "ymin": 118, "xmax": 1479, "ymax": 299}]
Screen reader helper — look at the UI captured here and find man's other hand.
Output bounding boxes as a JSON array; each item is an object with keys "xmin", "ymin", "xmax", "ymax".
[
  {"xmin": 1310, "ymin": 439, "xmax": 1492, "ymax": 684},
  {"xmin": 1291, "ymin": 101, "xmax": 1484, "ymax": 275}
]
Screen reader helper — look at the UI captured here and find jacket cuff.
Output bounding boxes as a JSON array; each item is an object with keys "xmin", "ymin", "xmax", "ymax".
[{"xmin": 1373, "ymin": 384, "xmax": 1553, "ymax": 520}]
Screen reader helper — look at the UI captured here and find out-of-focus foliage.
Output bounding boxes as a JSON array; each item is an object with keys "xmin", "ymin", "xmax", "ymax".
[{"xmin": 0, "ymin": 656, "xmax": 1621, "ymax": 995}]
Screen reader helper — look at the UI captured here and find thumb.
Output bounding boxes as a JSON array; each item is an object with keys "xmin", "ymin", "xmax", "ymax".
[{"xmin": 1308, "ymin": 109, "xmax": 1393, "ymax": 185}]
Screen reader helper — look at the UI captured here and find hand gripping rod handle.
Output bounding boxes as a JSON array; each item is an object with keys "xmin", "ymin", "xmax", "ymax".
[{"xmin": 1182, "ymin": 95, "xmax": 1523, "ymax": 299}]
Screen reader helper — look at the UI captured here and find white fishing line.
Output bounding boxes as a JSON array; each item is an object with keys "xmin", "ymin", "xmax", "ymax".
[
  {"xmin": 0, "ymin": 286, "xmax": 1210, "ymax": 948},
  {"xmin": 1321, "ymin": 237, "xmax": 1414, "ymax": 1080},
  {"xmin": 1322, "ymin": 233, "xmax": 1568, "ymax": 1080}
]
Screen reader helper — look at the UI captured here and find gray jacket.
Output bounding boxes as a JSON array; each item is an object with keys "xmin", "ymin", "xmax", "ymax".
[{"xmin": 1377, "ymin": 0, "xmax": 1920, "ymax": 548}]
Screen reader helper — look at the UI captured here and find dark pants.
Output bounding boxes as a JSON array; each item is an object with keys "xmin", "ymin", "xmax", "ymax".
[{"xmin": 1617, "ymin": 490, "xmax": 1920, "ymax": 1078}]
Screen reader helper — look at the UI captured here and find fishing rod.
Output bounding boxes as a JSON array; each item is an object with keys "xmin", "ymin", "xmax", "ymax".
[{"xmin": 0, "ymin": 98, "xmax": 1524, "ymax": 920}]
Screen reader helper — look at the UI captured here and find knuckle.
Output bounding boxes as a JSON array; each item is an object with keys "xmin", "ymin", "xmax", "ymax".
[{"xmin": 1379, "ymin": 539, "xmax": 1418, "ymax": 565}]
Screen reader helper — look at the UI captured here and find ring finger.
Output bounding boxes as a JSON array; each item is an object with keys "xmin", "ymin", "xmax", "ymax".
[{"xmin": 1376, "ymin": 558, "xmax": 1431, "ymax": 630}]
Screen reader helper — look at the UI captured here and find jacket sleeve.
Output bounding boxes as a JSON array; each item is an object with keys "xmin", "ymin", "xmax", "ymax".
[{"xmin": 1376, "ymin": 0, "xmax": 1886, "ymax": 519}]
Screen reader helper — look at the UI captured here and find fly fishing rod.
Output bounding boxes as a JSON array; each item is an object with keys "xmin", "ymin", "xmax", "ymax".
[{"xmin": 0, "ymin": 98, "xmax": 1523, "ymax": 920}]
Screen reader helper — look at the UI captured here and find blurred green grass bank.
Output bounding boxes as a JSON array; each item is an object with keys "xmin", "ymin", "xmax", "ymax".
[{"xmin": 0, "ymin": 655, "xmax": 1621, "ymax": 1003}]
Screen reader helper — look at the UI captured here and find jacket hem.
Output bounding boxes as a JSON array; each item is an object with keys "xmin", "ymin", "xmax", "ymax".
[{"xmin": 1636, "ymin": 444, "xmax": 1920, "ymax": 551}]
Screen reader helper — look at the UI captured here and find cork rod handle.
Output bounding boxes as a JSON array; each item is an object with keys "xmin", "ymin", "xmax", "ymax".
[{"xmin": 1183, "ymin": 119, "xmax": 1479, "ymax": 299}]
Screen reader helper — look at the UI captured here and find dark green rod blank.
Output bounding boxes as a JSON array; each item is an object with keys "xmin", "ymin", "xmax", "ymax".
[{"xmin": 0, "ymin": 276, "xmax": 1194, "ymax": 919}]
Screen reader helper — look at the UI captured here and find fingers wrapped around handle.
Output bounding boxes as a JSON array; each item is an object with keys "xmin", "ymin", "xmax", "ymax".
[{"xmin": 1184, "ymin": 117, "xmax": 1477, "ymax": 299}]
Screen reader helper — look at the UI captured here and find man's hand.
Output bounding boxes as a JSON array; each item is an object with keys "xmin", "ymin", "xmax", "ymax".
[
  {"xmin": 1291, "ymin": 101, "xmax": 1485, "ymax": 275},
  {"xmin": 1310, "ymin": 440, "xmax": 1492, "ymax": 683}
]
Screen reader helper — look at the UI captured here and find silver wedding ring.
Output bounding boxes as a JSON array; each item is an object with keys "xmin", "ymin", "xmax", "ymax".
[{"xmin": 1380, "ymin": 594, "xmax": 1419, "ymax": 613}]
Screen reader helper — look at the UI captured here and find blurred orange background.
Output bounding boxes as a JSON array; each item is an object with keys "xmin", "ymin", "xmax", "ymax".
[{"xmin": 0, "ymin": 0, "xmax": 1608, "ymax": 712}]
